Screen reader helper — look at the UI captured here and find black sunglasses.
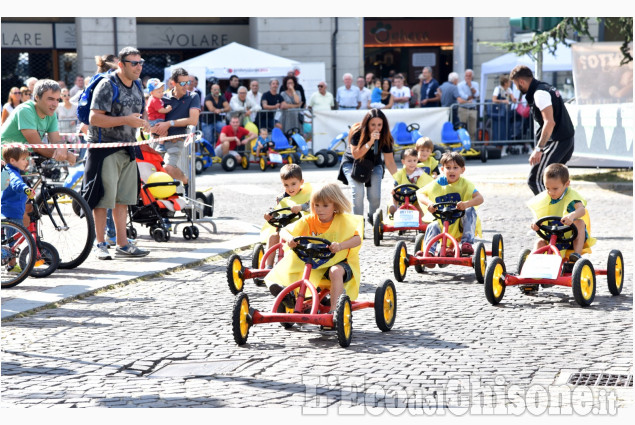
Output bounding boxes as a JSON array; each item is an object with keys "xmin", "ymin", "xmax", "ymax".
[
  {"xmin": 177, "ymin": 81, "xmax": 191, "ymax": 86},
  {"xmin": 123, "ymin": 59, "xmax": 145, "ymax": 67}
]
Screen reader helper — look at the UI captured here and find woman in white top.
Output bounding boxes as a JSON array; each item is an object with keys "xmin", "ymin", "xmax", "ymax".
[
  {"xmin": 492, "ymin": 74, "xmax": 517, "ymax": 105},
  {"xmin": 1, "ymin": 87, "xmax": 21, "ymax": 124},
  {"xmin": 56, "ymin": 88, "xmax": 79, "ymax": 140}
]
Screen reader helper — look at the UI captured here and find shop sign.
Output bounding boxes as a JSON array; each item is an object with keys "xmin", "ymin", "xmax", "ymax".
[
  {"xmin": 364, "ymin": 19, "xmax": 453, "ymax": 47},
  {"xmin": 2, "ymin": 23, "xmax": 54, "ymax": 48},
  {"xmin": 138, "ymin": 24, "xmax": 249, "ymax": 49}
]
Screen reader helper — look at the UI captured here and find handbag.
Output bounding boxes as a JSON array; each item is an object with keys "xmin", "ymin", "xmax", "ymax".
[
  {"xmin": 350, "ymin": 157, "xmax": 374, "ymax": 183},
  {"xmin": 516, "ymin": 103, "xmax": 531, "ymax": 119}
]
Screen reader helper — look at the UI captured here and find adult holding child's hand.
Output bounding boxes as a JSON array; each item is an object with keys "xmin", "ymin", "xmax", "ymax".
[{"xmin": 337, "ymin": 108, "xmax": 398, "ymax": 224}]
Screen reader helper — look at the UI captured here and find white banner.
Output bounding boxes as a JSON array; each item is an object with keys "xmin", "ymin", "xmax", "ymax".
[{"xmin": 312, "ymin": 108, "xmax": 451, "ymax": 152}]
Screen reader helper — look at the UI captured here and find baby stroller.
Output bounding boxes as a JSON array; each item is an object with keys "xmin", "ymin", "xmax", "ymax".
[{"xmin": 127, "ymin": 145, "xmax": 202, "ymax": 242}]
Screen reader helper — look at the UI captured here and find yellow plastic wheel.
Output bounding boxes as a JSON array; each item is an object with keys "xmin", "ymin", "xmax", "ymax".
[
  {"xmin": 473, "ymin": 242, "xmax": 487, "ymax": 283},
  {"xmin": 232, "ymin": 293, "xmax": 251, "ymax": 345},
  {"xmin": 393, "ymin": 241, "xmax": 408, "ymax": 282},
  {"xmin": 485, "ymin": 257, "xmax": 506, "ymax": 305},
  {"xmin": 572, "ymin": 259, "xmax": 596, "ymax": 307},
  {"xmin": 607, "ymin": 250, "xmax": 624, "ymax": 296},
  {"xmin": 375, "ymin": 279, "xmax": 397, "ymax": 331},
  {"xmin": 335, "ymin": 294, "xmax": 352, "ymax": 347},
  {"xmin": 226, "ymin": 254, "xmax": 244, "ymax": 294}
]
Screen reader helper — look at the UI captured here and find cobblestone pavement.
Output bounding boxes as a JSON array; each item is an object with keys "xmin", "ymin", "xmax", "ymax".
[{"xmin": 1, "ymin": 158, "xmax": 633, "ymax": 414}]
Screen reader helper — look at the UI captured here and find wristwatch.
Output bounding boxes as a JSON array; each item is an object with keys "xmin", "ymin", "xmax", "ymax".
[
  {"xmin": 170, "ymin": 120, "xmax": 175, "ymax": 127},
  {"xmin": 534, "ymin": 145, "xmax": 544, "ymax": 152}
]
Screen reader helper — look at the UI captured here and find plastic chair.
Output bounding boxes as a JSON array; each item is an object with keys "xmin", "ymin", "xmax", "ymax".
[
  {"xmin": 391, "ymin": 122, "xmax": 412, "ymax": 146},
  {"xmin": 271, "ymin": 127, "xmax": 294, "ymax": 150}
]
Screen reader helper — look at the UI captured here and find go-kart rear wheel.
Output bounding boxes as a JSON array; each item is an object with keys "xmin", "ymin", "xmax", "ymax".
[
  {"xmin": 326, "ymin": 150, "xmax": 339, "ymax": 167},
  {"xmin": 252, "ymin": 243, "xmax": 265, "ymax": 269},
  {"xmin": 393, "ymin": 241, "xmax": 409, "ymax": 282},
  {"xmin": 492, "ymin": 234, "xmax": 504, "ymax": 260},
  {"xmin": 473, "ymin": 242, "xmax": 486, "ymax": 283},
  {"xmin": 259, "ymin": 157, "xmax": 267, "ymax": 171},
  {"xmin": 241, "ymin": 155, "xmax": 250, "ymax": 170},
  {"xmin": 195, "ymin": 158, "xmax": 204, "ymax": 175},
  {"xmin": 226, "ymin": 254, "xmax": 245, "ymax": 295},
  {"xmin": 335, "ymin": 294, "xmax": 353, "ymax": 348},
  {"xmin": 433, "ymin": 146, "xmax": 444, "ymax": 160},
  {"xmin": 572, "ymin": 259, "xmax": 596, "ymax": 307},
  {"xmin": 517, "ymin": 249, "xmax": 531, "ymax": 274},
  {"xmin": 232, "ymin": 293, "xmax": 252, "ymax": 345},
  {"xmin": 414, "ymin": 234, "xmax": 426, "ymax": 274},
  {"xmin": 221, "ymin": 154, "xmax": 237, "ymax": 172},
  {"xmin": 480, "ymin": 147, "xmax": 488, "ymax": 163},
  {"xmin": 374, "ymin": 279, "xmax": 397, "ymax": 331},
  {"xmin": 314, "ymin": 149, "xmax": 328, "ymax": 168},
  {"xmin": 276, "ymin": 301, "xmax": 295, "ymax": 329},
  {"xmin": 372, "ymin": 209, "xmax": 383, "ymax": 246},
  {"xmin": 484, "ymin": 257, "xmax": 506, "ymax": 305},
  {"xmin": 607, "ymin": 249, "xmax": 624, "ymax": 296}
]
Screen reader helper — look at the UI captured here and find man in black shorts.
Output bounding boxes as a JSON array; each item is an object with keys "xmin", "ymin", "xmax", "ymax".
[{"xmin": 510, "ymin": 65, "xmax": 575, "ymax": 195}]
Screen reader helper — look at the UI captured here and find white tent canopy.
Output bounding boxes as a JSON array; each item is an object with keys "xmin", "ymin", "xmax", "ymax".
[
  {"xmin": 479, "ymin": 40, "xmax": 574, "ymax": 101},
  {"xmin": 163, "ymin": 42, "xmax": 301, "ymax": 81}
]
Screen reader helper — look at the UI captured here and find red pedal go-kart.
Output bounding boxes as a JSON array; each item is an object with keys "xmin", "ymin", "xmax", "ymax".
[
  {"xmin": 393, "ymin": 201, "xmax": 504, "ymax": 283},
  {"xmin": 226, "ymin": 207, "xmax": 300, "ymax": 294},
  {"xmin": 373, "ymin": 184, "xmax": 430, "ymax": 246},
  {"xmin": 484, "ymin": 216, "xmax": 624, "ymax": 307},
  {"xmin": 232, "ymin": 236, "xmax": 397, "ymax": 347}
]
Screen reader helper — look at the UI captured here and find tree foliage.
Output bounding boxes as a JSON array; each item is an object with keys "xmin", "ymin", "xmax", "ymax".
[{"xmin": 486, "ymin": 17, "xmax": 633, "ymax": 65}]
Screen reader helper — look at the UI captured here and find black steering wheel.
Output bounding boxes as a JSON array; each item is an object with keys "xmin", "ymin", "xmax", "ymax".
[
  {"xmin": 407, "ymin": 123, "xmax": 420, "ymax": 132},
  {"xmin": 534, "ymin": 216, "xmax": 578, "ymax": 244},
  {"xmin": 285, "ymin": 128, "xmax": 301, "ymax": 137},
  {"xmin": 291, "ymin": 236, "xmax": 335, "ymax": 265},
  {"xmin": 392, "ymin": 183, "xmax": 419, "ymax": 204},
  {"xmin": 432, "ymin": 201, "xmax": 466, "ymax": 222},
  {"xmin": 267, "ymin": 207, "xmax": 301, "ymax": 229}
]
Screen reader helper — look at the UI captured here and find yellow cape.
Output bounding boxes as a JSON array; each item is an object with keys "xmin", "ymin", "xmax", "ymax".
[
  {"xmin": 260, "ymin": 182, "xmax": 312, "ymax": 241},
  {"xmin": 417, "ymin": 176, "xmax": 482, "ymax": 243},
  {"xmin": 417, "ymin": 157, "xmax": 438, "ymax": 176},
  {"xmin": 527, "ymin": 188, "xmax": 596, "ymax": 255},
  {"xmin": 264, "ymin": 212, "xmax": 364, "ymax": 300}
]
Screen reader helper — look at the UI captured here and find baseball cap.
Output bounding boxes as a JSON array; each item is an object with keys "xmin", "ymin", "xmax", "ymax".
[{"xmin": 146, "ymin": 78, "xmax": 165, "ymax": 93}]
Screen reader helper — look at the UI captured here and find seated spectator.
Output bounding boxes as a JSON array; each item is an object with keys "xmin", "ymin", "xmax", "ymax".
[
  {"xmin": 229, "ymin": 86, "xmax": 257, "ymax": 125},
  {"xmin": 215, "ymin": 115, "xmax": 257, "ymax": 159},
  {"xmin": 203, "ymin": 83, "xmax": 230, "ymax": 143}
]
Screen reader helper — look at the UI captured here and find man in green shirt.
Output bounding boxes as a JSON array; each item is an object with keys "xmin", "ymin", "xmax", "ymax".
[{"xmin": 1, "ymin": 79, "xmax": 76, "ymax": 165}]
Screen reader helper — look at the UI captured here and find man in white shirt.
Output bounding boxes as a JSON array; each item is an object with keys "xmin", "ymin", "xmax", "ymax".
[
  {"xmin": 356, "ymin": 76, "xmax": 371, "ymax": 109},
  {"xmin": 246, "ymin": 80, "xmax": 263, "ymax": 122},
  {"xmin": 457, "ymin": 69, "xmax": 480, "ymax": 141},
  {"xmin": 390, "ymin": 74, "xmax": 411, "ymax": 109},
  {"xmin": 308, "ymin": 81, "xmax": 334, "ymax": 112},
  {"xmin": 229, "ymin": 86, "xmax": 257, "ymax": 123},
  {"xmin": 336, "ymin": 73, "xmax": 360, "ymax": 110},
  {"xmin": 69, "ymin": 75, "xmax": 84, "ymax": 98}
]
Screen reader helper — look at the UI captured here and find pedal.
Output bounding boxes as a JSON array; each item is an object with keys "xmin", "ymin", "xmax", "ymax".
[
  {"xmin": 35, "ymin": 259, "xmax": 46, "ymax": 267},
  {"xmin": 519, "ymin": 285, "xmax": 539, "ymax": 295}
]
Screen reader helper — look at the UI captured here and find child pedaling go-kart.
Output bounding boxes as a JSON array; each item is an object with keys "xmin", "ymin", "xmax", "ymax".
[
  {"xmin": 226, "ymin": 164, "xmax": 312, "ymax": 294},
  {"xmin": 393, "ymin": 151, "xmax": 503, "ymax": 283},
  {"xmin": 484, "ymin": 163, "xmax": 624, "ymax": 307},
  {"xmin": 373, "ymin": 148, "xmax": 434, "ymax": 246},
  {"xmin": 232, "ymin": 183, "xmax": 397, "ymax": 348}
]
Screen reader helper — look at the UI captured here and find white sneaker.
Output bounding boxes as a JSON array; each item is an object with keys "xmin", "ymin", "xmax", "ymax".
[{"xmin": 93, "ymin": 242, "xmax": 112, "ymax": 260}]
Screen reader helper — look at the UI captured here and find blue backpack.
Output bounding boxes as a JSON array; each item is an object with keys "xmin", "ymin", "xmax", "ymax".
[{"xmin": 76, "ymin": 71, "xmax": 144, "ymax": 125}]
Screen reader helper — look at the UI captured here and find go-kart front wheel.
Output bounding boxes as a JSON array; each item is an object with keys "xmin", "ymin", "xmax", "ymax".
[
  {"xmin": 473, "ymin": 242, "xmax": 487, "ymax": 283},
  {"xmin": 572, "ymin": 259, "xmax": 596, "ymax": 307},
  {"xmin": 492, "ymin": 234, "xmax": 504, "ymax": 260},
  {"xmin": 221, "ymin": 154, "xmax": 237, "ymax": 172},
  {"xmin": 375, "ymin": 279, "xmax": 397, "ymax": 331},
  {"xmin": 414, "ymin": 234, "xmax": 426, "ymax": 274},
  {"xmin": 335, "ymin": 294, "xmax": 353, "ymax": 348},
  {"xmin": 314, "ymin": 149, "xmax": 328, "ymax": 168},
  {"xmin": 517, "ymin": 249, "xmax": 531, "ymax": 274},
  {"xmin": 484, "ymin": 257, "xmax": 506, "ymax": 305},
  {"xmin": 276, "ymin": 301, "xmax": 295, "ymax": 329},
  {"xmin": 373, "ymin": 209, "xmax": 383, "ymax": 246},
  {"xmin": 232, "ymin": 293, "xmax": 252, "ymax": 345},
  {"xmin": 259, "ymin": 157, "xmax": 267, "ymax": 171},
  {"xmin": 325, "ymin": 150, "xmax": 339, "ymax": 167},
  {"xmin": 226, "ymin": 254, "xmax": 245, "ymax": 295},
  {"xmin": 607, "ymin": 250, "xmax": 624, "ymax": 296},
  {"xmin": 251, "ymin": 243, "xmax": 265, "ymax": 269},
  {"xmin": 393, "ymin": 241, "xmax": 409, "ymax": 282}
]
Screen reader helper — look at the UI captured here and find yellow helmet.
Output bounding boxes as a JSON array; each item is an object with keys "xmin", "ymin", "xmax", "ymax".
[{"xmin": 146, "ymin": 172, "xmax": 176, "ymax": 199}]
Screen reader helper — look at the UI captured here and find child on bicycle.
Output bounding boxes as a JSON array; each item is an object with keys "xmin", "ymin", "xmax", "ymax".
[
  {"xmin": 389, "ymin": 148, "xmax": 432, "ymax": 216},
  {"xmin": 1, "ymin": 146, "xmax": 35, "ymax": 272},
  {"xmin": 261, "ymin": 164, "xmax": 312, "ymax": 268},
  {"xmin": 415, "ymin": 137, "xmax": 439, "ymax": 177},
  {"xmin": 527, "ymin": 163, "xmax": 595, "ymax": 262},
  {"xmin": 265, "ymin": 183, "xmax": 364, "ymax": 318},
  {"xmin": 417, "ymin": 151, "xmax": 483, "ymax": 261}
]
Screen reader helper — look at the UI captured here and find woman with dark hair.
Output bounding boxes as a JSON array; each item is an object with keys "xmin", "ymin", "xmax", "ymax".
[
  {"xmin": 280, "ymin": 75, "xmax": 302, "ymax": 133},
  {"xmin": 1, "ymin": 87, "xmax": 22, "ymax": 124},
  {"xmin": 337, "ymin": 108, "xmax": 398, "ymax": 223},
  {"xmin": 381, "ymin": 79, "xmax": 394, "ymax": 109},
  {"xmin": 95, "ymin": 54, "xmax": 117, "ymax": 74}
]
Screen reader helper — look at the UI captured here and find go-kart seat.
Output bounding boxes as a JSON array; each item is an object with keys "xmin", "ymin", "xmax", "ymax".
[
  {"xmin": 391, "ymin": 122, "xmax": 412, "ymax": 146},
  {"xmin": 441, "ymin": 121, "xmax": 461, "ymax": 144},
  {"xmin": 271, "ymin": 128, "xmax": 294, "ymax": 150}
]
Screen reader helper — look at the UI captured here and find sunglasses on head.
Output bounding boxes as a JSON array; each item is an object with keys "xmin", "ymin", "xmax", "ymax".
[
  {"xmin": 123, "ymin": 59, "xmax": 145, "ymax": 66},
  {"xmin": 177, "ymin": 81, "xmax": 191, "ymax": 86}
]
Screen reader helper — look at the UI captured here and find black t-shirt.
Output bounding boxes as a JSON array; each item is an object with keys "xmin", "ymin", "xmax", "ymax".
[
  {"xmin": 342, "ymin": 129, "xmax": 393, "ymax": 166},
  {"xmin": 204, "ymin": 94, "xmax": 226, "ymax": 124},
  {"xmin": 261, "ymin": 91, "xmax": 284, "ymax": 107}
]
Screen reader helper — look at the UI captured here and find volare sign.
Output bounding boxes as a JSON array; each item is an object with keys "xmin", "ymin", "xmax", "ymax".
[
  {"xmin": 2, "ymin": 23, "xmax": 54, "ymax": 48},
  {"xmin": 137, "ymin": 24, "xmax": 249, "ymax": 49}
]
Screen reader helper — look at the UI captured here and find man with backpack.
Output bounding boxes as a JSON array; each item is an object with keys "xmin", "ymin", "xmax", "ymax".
[{"xmin": 81, "ymin": 46, "xmax": 150, "ymax": 260}]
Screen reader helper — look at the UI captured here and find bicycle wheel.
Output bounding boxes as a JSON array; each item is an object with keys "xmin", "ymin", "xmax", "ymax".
[
  {"xmin": 2, "ymin": 220, "xmax": 36, "ymax": 288},
  {"xmin": 19, "ymin": 241, "xmax": 60, "ymax": 278},
  {"xmin": 35, "ymin": 186, "xmax": 95, "ymax": 269}
]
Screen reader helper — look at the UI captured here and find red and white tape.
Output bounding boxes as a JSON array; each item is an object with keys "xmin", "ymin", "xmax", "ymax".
[{"xmin": 1, "ymin": 133, "xmax": 194, "ymax": 150}]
